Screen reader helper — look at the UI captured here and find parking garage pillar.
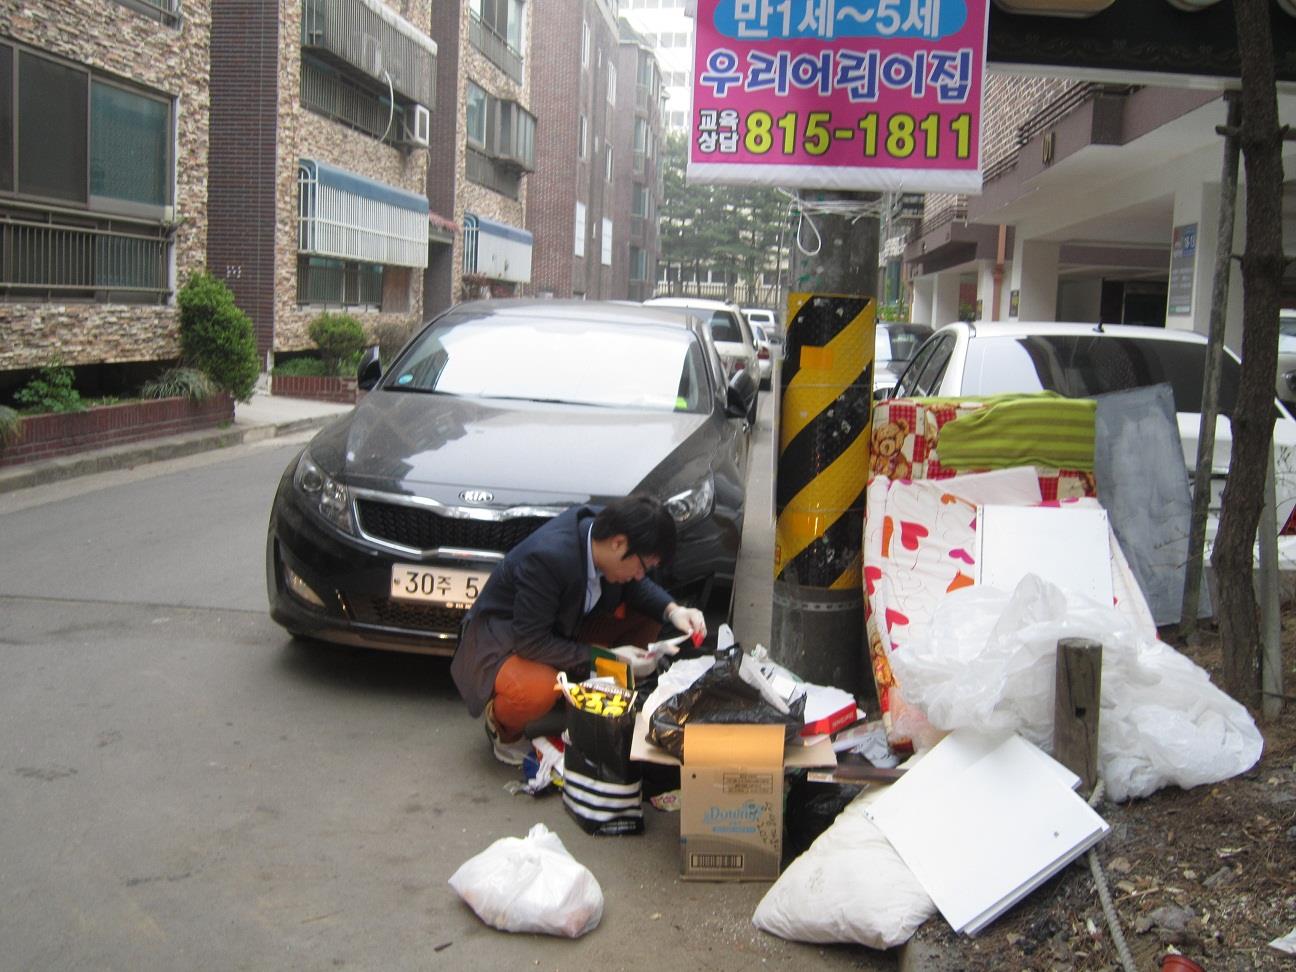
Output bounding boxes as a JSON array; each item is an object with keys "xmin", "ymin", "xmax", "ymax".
[{"xmin": 770, "ymin": 191, "xmax": 880, "ymax": 708}]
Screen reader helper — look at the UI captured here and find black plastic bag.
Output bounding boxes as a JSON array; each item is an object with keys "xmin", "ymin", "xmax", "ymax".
[
  {"xmin": 783, "ymin": 777, "xmax": 864, "ymax": 863},
  {"xmin": 646, "ymin": 646, "xmax": 806, "ymax": 761},
  {"xmin": 561, "ymin": 680, "xmax": 643, "ymax": 836}
]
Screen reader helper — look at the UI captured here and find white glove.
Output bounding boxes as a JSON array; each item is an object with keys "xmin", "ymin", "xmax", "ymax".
[
  {"xmin": 665, "ymin": 604, "xmax": 707, "ymax": 643},
  {"xmin": 610, "ymin": 645, "xmax": 658, "ymax": 679}
]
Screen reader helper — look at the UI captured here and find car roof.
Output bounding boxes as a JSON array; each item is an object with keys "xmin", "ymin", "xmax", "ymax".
[
  {"xmin": 645, "ymin": 296, "xmax": 738, "ymax": 312},
  {"xmin": 943, "ymin": 320, "xmax": 1209, "ymax": 345}
]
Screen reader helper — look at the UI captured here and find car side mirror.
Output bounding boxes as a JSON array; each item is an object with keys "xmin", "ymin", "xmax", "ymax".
[
  {"xmin": 357, "ymin": 345, "xmax": 382, "ymax": 390},
  {"xmin": 726, "ymin": 368, "xmax": 757, "ymax": 418}
]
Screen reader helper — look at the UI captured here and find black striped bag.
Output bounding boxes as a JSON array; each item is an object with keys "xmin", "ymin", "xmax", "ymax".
[{"xmin": 559, "ymin": 677, "xmax": 643, "ymax": 836}]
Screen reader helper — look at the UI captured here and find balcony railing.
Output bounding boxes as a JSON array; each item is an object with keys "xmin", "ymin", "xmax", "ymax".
[
  {"xmin": 468, "ymin": 15, "xmax": 523, "ymax": 84},
  {"xmin": 0, "ymin": 207, "xmax": 170, "ymax": 303},
  {"xmin": 301, "ymin": 58, "xmax": 399, "ymax": 143},
  {"xmin": 302, "ymin": 0, "xmax": 436, "ymax": 108}
]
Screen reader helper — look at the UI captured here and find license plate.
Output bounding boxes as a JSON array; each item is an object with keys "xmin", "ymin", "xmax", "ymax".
[{"xmin": 390, "ymin": 564, "xmax": 488, "ymax": 609}]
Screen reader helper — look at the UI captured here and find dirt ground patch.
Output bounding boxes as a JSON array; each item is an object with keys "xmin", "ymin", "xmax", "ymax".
[{"xmin": 905, "ymin": 616, "xmax": 1296, "ymax": 971}]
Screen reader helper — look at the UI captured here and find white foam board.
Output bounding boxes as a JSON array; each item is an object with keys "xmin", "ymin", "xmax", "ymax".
[
  {"xmin": 863, "ymin": 730, "xmax": 1109, "ymax": 934},
  {"xmin": 975, "ymin": 504, "xmax": 1114, "ymax": 605}
]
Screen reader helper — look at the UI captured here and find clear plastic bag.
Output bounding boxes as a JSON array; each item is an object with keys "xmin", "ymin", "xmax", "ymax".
[
  {"xmin": 889, "ymin": 574, "xmax": 1263, "ymax": 802},
  {"xmin": 448, "ymin": 823, "xmax": 604, "ymax": 938}
]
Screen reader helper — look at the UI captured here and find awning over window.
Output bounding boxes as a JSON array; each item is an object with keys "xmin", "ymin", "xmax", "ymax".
[
  {"xmin": 298, "ymin": 159, "xmax": 429, "ymax": 269},
  {"xmin": 462, "ymin": 213, "xmax": 532, "ymax": 283}
]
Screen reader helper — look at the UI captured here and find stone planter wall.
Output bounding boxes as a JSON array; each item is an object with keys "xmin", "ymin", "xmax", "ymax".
[
  {"xmin": 270, "ymin": 374, "xmax": 359, "ymax": 404},
  {"xmin": 0, "ymin": 394, "xmax": 235, "ymax": 468}
]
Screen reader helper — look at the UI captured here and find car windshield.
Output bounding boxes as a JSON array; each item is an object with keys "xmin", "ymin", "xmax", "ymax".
[
  {"xmin": 386, "ymin": 312, "xmax": 712, "ymax": 413},
  {"xmin": 962, "ymin": 334, "xmax": 1241, "ymax": 416},
  {"xmin": 876, "ymin": 325, "xmax": 932, "ymax": 364}
]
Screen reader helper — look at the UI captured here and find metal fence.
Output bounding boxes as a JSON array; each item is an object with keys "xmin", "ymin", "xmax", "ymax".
[{"xmin": 0, "ymin": 211, "xmax": 170, "ymax": 303}]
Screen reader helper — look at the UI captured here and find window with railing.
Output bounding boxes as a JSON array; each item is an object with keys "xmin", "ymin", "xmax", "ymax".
[
  {"xmin": 297, "ymin": 255, "xmax": 383, "ymax": 308},
  {"xmin": 301, "ymin": 55, "xmax": 402, "ymax": 144},
  {"xmin": 468, "ymin": 0, "xmax": 525, "ymax": 83},
  {"xmin": 0, "ymin": 42, "xmax": 174, "ymax": 302},
  {"xmin": 630, "ymin": 246, "xmax": 647, "ymax": 282}
]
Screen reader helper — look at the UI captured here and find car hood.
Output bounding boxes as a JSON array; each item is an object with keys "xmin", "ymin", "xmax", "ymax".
[{"xmin": 306, "ymin": 390, "xmax": 711, "ymax": 504}]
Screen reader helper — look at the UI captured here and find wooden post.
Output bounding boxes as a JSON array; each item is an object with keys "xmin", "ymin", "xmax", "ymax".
[{"xmin": 1054, "ymin": 638, "xmax": 1103, "ymax": 795}]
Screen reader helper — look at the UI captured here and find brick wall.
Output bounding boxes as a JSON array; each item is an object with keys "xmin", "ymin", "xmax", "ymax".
[
  {"xmin": 527, "ymin": 0, "xmax": 582, "ymax": 297},
  {"xmin": 0, "ymin": 394, "xmax": 234, "ymax": 468},
  {"xmin": 209, "ymin": 0, "xmax": 280, "ymax": 362},
  {"xmin": 270, "ymin": 374, "xmax": 358, "ymax": 404},
  {"xmin": 0, "ymin": 0, "xmax": 211, "ymax": 374}
]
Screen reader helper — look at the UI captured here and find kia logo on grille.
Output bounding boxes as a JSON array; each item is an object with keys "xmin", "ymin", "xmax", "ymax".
[{"xmin": 460, "ymin": 489, "xmax": 494, "ymax": 504}]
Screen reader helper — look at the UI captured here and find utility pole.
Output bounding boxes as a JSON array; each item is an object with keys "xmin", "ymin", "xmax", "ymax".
[{"xmin": 770, "ymin": 190, "xmax": 880, "ymax": 706}]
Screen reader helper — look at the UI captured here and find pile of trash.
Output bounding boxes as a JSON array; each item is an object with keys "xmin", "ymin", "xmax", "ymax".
[{"xmin": 447, "ymin": 388, "xmax": 1270, "ymax": 954}]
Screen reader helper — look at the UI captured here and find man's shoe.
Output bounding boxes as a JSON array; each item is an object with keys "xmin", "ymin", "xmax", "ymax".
[{"xmin": 484, "ymin": 701, "xmax": 533, "ymax": 767}]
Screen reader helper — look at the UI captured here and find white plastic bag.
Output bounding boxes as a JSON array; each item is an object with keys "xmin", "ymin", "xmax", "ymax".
[
  {"xmin": 752, "ymin": 782, "xmax": 935, "ymax": 948},
  {"xmin": 448, "ymin": 823, "xmax": 604, "ymax": 938},
  {"xmin": 889, "ymin": 574, "xmax": 1263, "ymax": 802}
]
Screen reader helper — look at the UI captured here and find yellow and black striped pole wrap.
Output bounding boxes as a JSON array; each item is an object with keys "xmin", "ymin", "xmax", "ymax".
[{"xmin": 774, "ymin": 293, "xmax": 875, "ymax": 590}]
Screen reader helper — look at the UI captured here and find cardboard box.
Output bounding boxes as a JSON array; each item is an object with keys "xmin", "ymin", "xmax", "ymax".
[
  {"xmin": 679, "ymin": 724, "xmax": 786, "ymax": 882},
  {"xmin": 629, "ymin": 713, "xmax": 836, "ymax": 882}
]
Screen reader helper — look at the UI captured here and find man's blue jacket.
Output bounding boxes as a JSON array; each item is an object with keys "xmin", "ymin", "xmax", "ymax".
[{"xmin": 450, "ymin": 504, "xmax": 673, "ymax": 717}]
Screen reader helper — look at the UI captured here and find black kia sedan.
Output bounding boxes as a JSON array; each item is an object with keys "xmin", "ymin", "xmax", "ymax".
[{"xmin": 266, "ymin": 300, "xmax": 757, "ymax": 654}]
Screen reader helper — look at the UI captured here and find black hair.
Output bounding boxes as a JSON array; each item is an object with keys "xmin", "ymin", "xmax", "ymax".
[{"xmin": 591, "ymin": 494, "xmax": 677, "ymax": 564}]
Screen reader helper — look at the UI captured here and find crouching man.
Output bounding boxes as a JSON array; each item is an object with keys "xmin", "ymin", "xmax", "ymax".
[{"xmin": 450, "ymin": 494, "xmax": 706, "ymax": 765}]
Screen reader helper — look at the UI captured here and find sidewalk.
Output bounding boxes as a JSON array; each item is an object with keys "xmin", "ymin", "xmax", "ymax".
[{"xmin": 0, "ymin": 391, "xmax": 354, "ymax": 495}]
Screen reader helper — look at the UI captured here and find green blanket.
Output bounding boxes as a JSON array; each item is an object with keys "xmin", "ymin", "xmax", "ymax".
[{"xmin": 926, "ymin": 392, "xmax": 1096, "ymax": 472}]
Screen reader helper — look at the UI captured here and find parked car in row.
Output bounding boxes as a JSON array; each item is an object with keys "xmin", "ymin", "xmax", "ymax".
[
  {"xmin": 643, "ymin": 297, "xmax": 760, "ymax": 422},
  {"xmin": 1276, "ymin": 308, "xmax": 1296, "ymax": 416},
  {"xmin": 885, "ymin": 320, "xmax": 1296, "ymax": 565},
  {"xmin": 743, "ymin": 307, "xmax": 780, "ymax": 343},
  {"xmin": 266, "ymin": 300, "xmax": 757, "ymax": 655},
  {"xmin": 873, "ymin": 321, "xmax": 933, "ymax": 396},
  {"xmin": 751, "ymin": 323, "xmax": 774, "ymax": 388}
]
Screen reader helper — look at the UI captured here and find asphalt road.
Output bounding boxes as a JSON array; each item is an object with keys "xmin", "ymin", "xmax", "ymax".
[{"xmin": 0, "ymin": 387, "xmax": 897, "ymax": 971}]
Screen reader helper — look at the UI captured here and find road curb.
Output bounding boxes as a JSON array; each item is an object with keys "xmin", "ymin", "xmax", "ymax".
[{"xmin": 0, "ymin": 415, "xmax": 334, "ymax": 495}]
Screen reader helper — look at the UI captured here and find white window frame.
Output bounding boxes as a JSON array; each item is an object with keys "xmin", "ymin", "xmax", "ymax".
[
  {"xmin": 601, "ymin": 217, "xmax": 612, "ymax": 266},
  {"xmin": 574, "ymin": 201, "xmax": 586, "ymax": 257}
]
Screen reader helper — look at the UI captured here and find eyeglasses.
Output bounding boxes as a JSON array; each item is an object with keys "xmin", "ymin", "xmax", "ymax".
[{"xmin": 633, "ymin": 552, "xmax": 651, "ymax": 575}]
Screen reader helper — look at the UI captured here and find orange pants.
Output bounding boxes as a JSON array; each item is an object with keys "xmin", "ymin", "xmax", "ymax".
[{"xmin": 490, "ymin": 610, "xmax": 662, "ymax": 739}]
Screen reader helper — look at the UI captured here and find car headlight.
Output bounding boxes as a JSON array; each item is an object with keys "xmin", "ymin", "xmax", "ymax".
[
  {"xmin": 293, "ymin": 451, "xmax": 355, "ymax": 535},
  {"xmin": 665, "ymin": 473, "xmax": 715, "ymax": 527}
]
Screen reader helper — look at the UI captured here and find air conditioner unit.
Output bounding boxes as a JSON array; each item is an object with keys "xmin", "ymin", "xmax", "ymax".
[{"xmin": 403, "ymin": 104, "xmax": 431, "ymax": 148}]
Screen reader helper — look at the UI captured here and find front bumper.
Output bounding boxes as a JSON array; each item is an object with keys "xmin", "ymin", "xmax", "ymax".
[{"xmin": 266, "ymin": 480, "xmax": 743, "ymax": 654}]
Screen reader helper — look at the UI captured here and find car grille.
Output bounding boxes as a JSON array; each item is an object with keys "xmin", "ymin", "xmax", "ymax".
[
  {"xmin": 356, "ymin": 499, "xmax": 550, "ymax": 553},
  {"xmin": 348, "ymin": 595, "xmax": 465, "ymax": 634}
]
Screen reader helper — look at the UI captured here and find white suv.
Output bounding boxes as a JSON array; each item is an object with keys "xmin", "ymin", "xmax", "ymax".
[
  {"xmin": 644, "ymin": 298, "xmax": 760, "ymax": 417},
  {"xmin": 888, "ymin": 320, "xmax": 1296, "ymax": 566}
]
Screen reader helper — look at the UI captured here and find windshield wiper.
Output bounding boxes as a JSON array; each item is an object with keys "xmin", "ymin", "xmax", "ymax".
[{"xmin": 479, "ymin": 394, "xmax": 618, "ymax": 407}]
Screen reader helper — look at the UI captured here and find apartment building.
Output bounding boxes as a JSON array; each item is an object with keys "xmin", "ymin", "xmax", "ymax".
[
  {"xmin": 209, "ymin": 0, "xmax": 435, "ymax": 362},
  {"xmin": 0, "ymin": 0, "xmax": 210, "ymax": 395},
  {"xmin": 529, "ymin": 3, "xmax": 664, "ymax": 300},
  {"xmin": 424, "ymin": 0, "xmax": 536, "ymax": 316},
  {"xmin": 620, "ymin": 0, "xmax": 691, "ymax": 133},
  {"xmin": 899, "ymin": 1, "xmax": 1296, "ymax": 346}
]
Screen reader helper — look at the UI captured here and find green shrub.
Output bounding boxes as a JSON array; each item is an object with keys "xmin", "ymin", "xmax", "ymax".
[
  {"xmin": 308, "ymin": 313, "xmax": 367, "ymax": 375},
  {"xmin": 272, "ymin": 357, "xmax": 331, "ymax": 377},
  {"xmin": 878, "ymin": 300, "xmax": 910, "ymax": 323},
  {"xmin": 370, "ymin": 319, "xmax": 414, "ymax": 367},
  {"xmin": 14, "ymin": 362, "xmax": 84, "ymax": 414},
  {"xmin": 177, "ymin": 271, "xmax": 260, "ymax": 401},
  {"xmin": 141, "ymin": 366, "xmax": 218, "ymax": 402},
  {"xmin": 0, "ymin": 405, "xmax": 22, "ymax": 447}
]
